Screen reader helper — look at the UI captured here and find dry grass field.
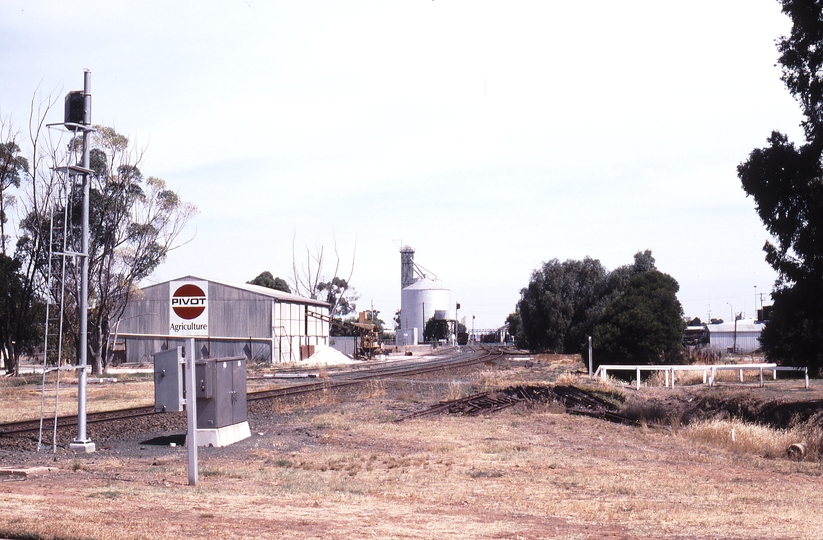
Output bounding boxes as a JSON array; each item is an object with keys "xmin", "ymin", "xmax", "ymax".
[
  {"xmin": 2, "ymin": 353, "xmax": 823, "ymax": 539},
  {"xmin": 0, "ymin": 372, "xmax": 154, "ymax": 423}
]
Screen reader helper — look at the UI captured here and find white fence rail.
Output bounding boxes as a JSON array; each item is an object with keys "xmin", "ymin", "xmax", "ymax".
[{"xmin": 592, "ymin": 363, "xmax": 809, "ymax": 390}]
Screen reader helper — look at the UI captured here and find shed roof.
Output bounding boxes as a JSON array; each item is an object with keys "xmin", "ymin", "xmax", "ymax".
[
  {"xmin": 705, "ymin": 319, "xmax": 764, "ymax": 333},
  {"xmin": 142, "ymin": 275, "xmax": 331, "ymax": 308}
]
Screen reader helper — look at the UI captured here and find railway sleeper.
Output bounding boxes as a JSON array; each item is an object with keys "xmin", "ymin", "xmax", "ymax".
[{"xmin": 402, "ymin": 384, "xmax": 628, "ymax": 422}]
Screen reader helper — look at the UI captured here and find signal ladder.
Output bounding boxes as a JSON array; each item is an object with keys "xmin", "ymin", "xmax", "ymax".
[{"xmin": 37, "ymin": 174, "xmax": 83, "ymax": 452}]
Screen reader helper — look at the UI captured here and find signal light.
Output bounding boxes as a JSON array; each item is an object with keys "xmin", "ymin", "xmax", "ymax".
[{"xmin": 64, "ymin": 91, "xmax": 85, "ymax": 128}]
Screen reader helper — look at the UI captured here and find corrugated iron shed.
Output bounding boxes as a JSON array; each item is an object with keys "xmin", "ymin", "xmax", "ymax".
[
  {"xmin": 115, "ymin": 275, "xmax": 330, "ymax": 363},
  {"xmin": 704, "ymin": 319, "xmax": 764, "ymax": 353}
]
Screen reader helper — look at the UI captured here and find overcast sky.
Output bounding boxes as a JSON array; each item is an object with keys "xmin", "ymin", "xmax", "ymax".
[{"xmin": 1, "ymin": 1, "xmax": 804, "ymax": 329}]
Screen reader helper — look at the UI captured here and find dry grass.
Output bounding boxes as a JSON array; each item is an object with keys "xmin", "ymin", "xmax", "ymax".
[
  {"xmin": 5, "ymin": 399, "xmax": 823, "ymax": 539},
  {"xmin": 4, "ymin": 357, "xmax": 823, "ymax": 539},
  {"xmin": 268, "ymin": 385, "xmax": 339, "ymax": 414},
  {"xmin": 0, "ymin": 373, "xmax": 153, "ymax": 423},
  {"xmin": 445, "ymin": 380, "xmax": 468, "ymax": 401},
  {"xmin": 681, "ymin": 418, "xmax": 823, "ymax": 460},
  {"xmin": 554, "ymin": 372, "xmax": 581, "ymax": 385},
  {"xmin": 472, "ymin": 369, "xmax": 503, "ymax": 391},
  {"xmin": 361, "ymin": 379, "xmax": 385, "ymax": 398}
]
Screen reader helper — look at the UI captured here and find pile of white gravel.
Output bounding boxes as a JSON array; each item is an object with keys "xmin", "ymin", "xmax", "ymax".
[{"xmin": 301, "ymin": 346, "xmax": 356, "ymax": 366}]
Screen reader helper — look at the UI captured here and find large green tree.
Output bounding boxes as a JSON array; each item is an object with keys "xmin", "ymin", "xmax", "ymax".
[
  {"xmin": 0, "ymin": 108, "xmax": 52, "ymax": 375},
  {"xmin": 423, "ymin": 316, "xmax": 465, "ymax": 343},
  {"xmin": 505, "ymin": 311, "xmax": 522, "ymax": 347},
  {"xmin": 517, "ymin": 257, "xmax": 607, "ymax": 353},
  {"xmin": 516, "ymin": 251, "xmax": 657, "ymax": 353},
  {"xmin": 86, "ymin": 128, "xmax": 197, "ymax": 373},
  {"xmin": 589, "ymin": 270, "xmax": 686, "ymax": 368},
  {"xmin": 737, "ymin": 1, "xmax": 823, "ymax": 375},
  {"xmin": 0, "ymin": 126, "xmax": 32, "ymax": 373},
  {"xmin": 0, "ymin": 253, "xmax": 44, "ymax": 373},
  {"xmin": 248, "ymin": 270, "xmax": 291, "ymax": 293}
]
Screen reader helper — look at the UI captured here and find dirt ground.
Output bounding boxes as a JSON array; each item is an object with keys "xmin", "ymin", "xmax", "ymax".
[{"xmin": 2, "ymin": 353, "xmax": 823, "ymax": 539}]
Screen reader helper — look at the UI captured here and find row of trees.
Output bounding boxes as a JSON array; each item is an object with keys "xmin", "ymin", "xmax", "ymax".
[
  {"xmin": 510, "ymin": 251, "xmax": 686, "ymax": 368},
  {"xmin": 0, "ymin": 99, "xmax": 196, "ymax": 375},
  {"xmin": 738, "ymin": 0, "xmax": 823, "ymax": 376}
]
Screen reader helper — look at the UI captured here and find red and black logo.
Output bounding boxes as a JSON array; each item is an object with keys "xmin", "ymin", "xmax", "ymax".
[{"xmin": 171, "ymin": 284, "xmax": 207, "ymax": 320}]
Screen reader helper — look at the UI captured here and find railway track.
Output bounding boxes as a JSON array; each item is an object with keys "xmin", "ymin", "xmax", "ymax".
[
  {"xmin": 0, "ymin": 344, "xmax": 507, "ymax": 437},
  {"xmin": 0, "ymin": 406, "xmax": 158, "ymax": 438},
  {"xmin": 248, "ymin": 344, "xmax": 505, "ymax": 401}
]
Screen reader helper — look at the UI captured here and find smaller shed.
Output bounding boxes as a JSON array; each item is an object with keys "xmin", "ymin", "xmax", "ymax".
[{"xmin": 705, "ymin": 319, "xmax": 764, "ymax": 353}]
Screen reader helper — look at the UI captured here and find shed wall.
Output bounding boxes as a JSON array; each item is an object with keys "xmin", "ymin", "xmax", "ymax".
[
  {"xmin": 330, "ymin": 336, "xmax": 357, "ymax": 357},
  {"xmin": 708, "ymin": 332, "xmax": 762, "ymax": 353},
  {"xmin": 208, "ymin": 284, "xmax": 271, "ymax": 338}
]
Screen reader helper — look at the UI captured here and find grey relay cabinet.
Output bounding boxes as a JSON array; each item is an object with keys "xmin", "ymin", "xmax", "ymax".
[
  {"xmin": 195, "ymin": 356, "xmax": 247, "ymax": 430},
  {"xmin": 154, "ymin": 347, "xmax": 185, "ymax": 412},
  {"xmin": 153, "ymin": 348, "xmax": 250, "ymax": 447}
]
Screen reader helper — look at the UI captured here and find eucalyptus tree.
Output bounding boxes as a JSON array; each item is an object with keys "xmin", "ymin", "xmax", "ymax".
[
  {"xmin": 0, "ymin": 131, "xmax": 28, "ymax": 253},
  {"xmin": 738, "ymin": 0, "xmax": 823, "ymax": 375},
  {"xmin": 589, "ymin": 270, "xmax": 686, "ymax": 368},
  {"xmin": 517, "ymin": 257, "xmax": 608, "ymax": 353},
  {"xmin": 82, "ymin": 127, "xmax": 196, "ymax": 373},
  {"xmin": 516, "ymin": 251, "xmax": 658, "ymax": 354},
  {"xmin": 0, "ymin": 121, "xmax": 30, "ymax": 372},
  {"xmin": 18, "ymin": 125, "xmax": 197, "ymax": 374},
  {"xmin": 0, "ymin": 101, "xmax": 56, "ymax": 375},
  {"xmin": 290, "ymin": 235, "xmax": 359, "ymax": 318}
]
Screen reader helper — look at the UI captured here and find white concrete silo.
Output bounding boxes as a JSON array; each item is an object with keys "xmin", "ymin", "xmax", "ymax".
[{"xmin": 400, "ymin": 278, "xmax": 451, "ymax": 344}]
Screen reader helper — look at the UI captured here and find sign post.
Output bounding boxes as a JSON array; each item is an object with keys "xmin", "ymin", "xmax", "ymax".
[
  {"xmin": 186, "ymin": 337, "xmax": 198, "ymax": 486},
  {"xmin": 168, "ymin": 280, "xmax": 208, "ymax": 486}
]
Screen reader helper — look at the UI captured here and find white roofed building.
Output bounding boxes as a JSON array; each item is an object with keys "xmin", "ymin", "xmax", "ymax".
[{"xmin": 705, "ymin": 319, "xmax": 764, "ymax": 354}]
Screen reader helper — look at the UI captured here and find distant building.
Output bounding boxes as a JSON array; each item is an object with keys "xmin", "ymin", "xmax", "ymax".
[
  {"xmin": 705, "ymin": 319, "xmax": 764, "ymax": 354},
  {"xmin": 682, "ymin": 325, "xmax": 708, "ymax": 348},
  {"xmin": 114, "ymin": 276, "xmax": 330, "ymax": 363}
]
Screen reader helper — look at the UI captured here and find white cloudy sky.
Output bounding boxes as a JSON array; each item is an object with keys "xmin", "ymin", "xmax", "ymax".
[{"xmin": 0, "ymin": 1, "xmax": 804, "ymax": 329}]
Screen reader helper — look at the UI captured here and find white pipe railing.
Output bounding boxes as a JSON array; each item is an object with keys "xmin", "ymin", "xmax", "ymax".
[{"xmin": 592, "ymin": 363, "xmax": 809, "ymax": 390}]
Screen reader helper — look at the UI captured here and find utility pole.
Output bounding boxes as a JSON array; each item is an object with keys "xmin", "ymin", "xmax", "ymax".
[
  {"xmin": 754, "ymin": 285, "xmax": 758, "ymax": 320},
  {"xmin": 454, "ymin": 302, "xmax": 460, "ymax": 346}
]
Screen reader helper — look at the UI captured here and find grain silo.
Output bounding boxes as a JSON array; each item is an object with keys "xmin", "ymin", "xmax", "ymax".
[{"xmin": 397, "ymin": 246, "xmax": 451, "ymax": 345}]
